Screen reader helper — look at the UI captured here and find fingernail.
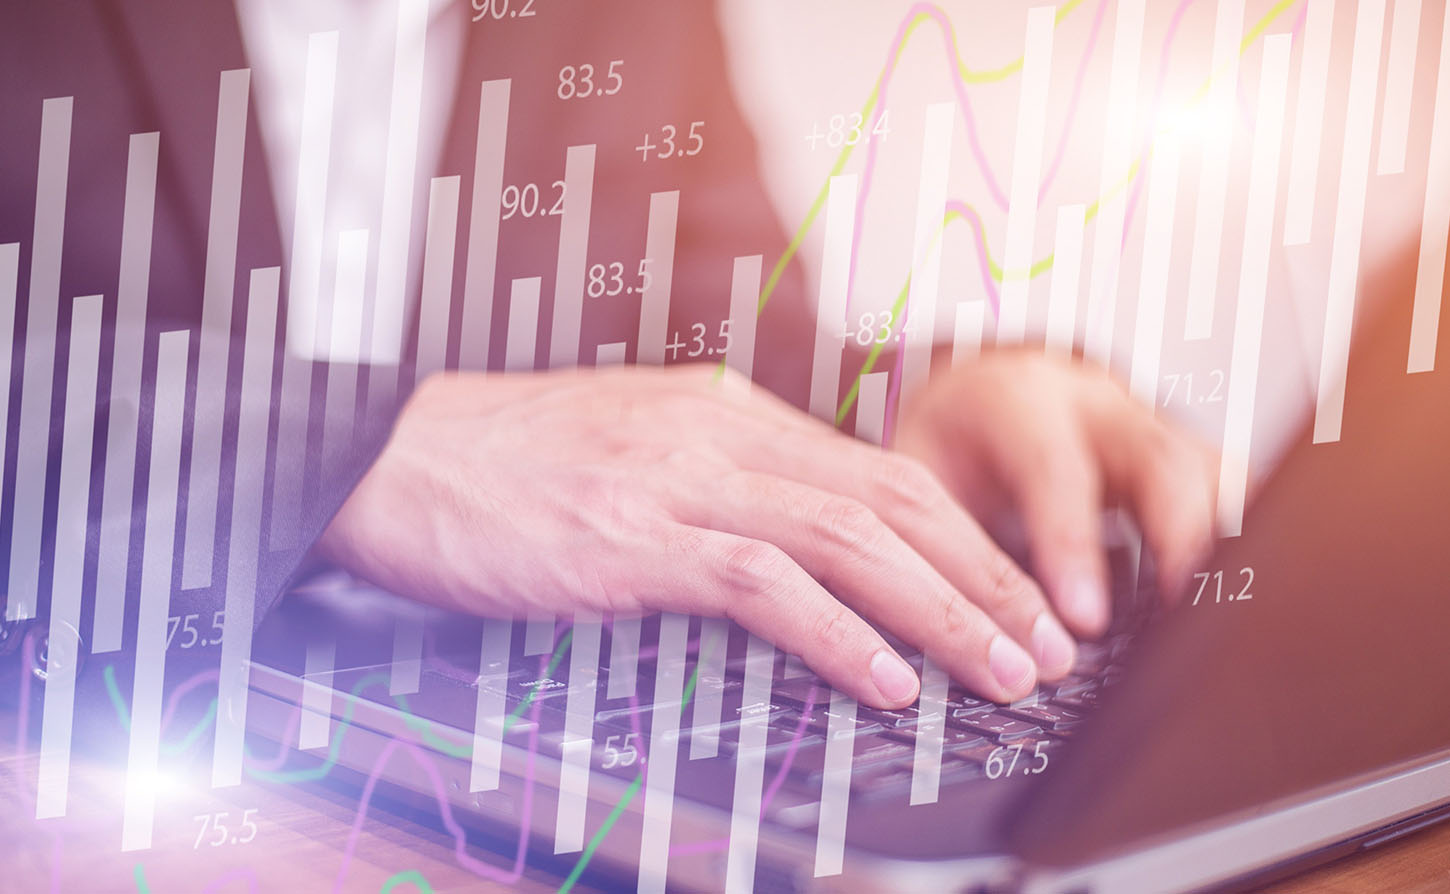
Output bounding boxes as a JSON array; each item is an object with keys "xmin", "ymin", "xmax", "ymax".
[
  {"xmin": 1030, "ymin": 613, "xmax": 1076, "ymax": 675},
  {"xmin": 988, "ymin": 634, "xmax": 1036, "ymax": 694},
  {"xmin": 869, "ymin": 649, "xmax": 920, "ymax": 704},
  {"xmin": 1063, "ymin": 575, "xmax": 1110, "ymax": 635}
]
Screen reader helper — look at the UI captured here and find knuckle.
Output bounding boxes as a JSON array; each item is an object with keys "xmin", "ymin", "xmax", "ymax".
[
  {"xmin": 811, "ymin": 497, "xmax": 882, "ymax": 553},
  {"xmin": 719, "ymin": 540, "xmax": 789, "ymax": 594},
  {"xmin": 876, "ymin": 455, "xmax": 945, "ymax": 512},
  {"xmin": 935, "ymin": 597, "xmax": 986, "ymax": 646},
  {"xmin": 981, "ymin": 552, "xmax": 1036, "ymax": 611},
  {"xmin": 813, "ymin": 610, "xmax": 857, "ymax": 656}
]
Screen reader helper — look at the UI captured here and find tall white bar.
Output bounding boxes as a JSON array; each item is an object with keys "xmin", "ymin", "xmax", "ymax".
[
  {"xmin": 1376, "ymin": 0, "xmax": 1422, "ymax": 176},
  {"xmin": 1083, "ymin": 0, "xmax": 1146, "ymax": 366},
  {"xmin": 635, "ymin": 191, "xmax": 679, "ymax": 365},
  {"xmin": 300, "ymin": 634, "xmax": 337, "ymax": 751},
  {"xmin": 813, "ymin": 690, "xmax": 858, "ymax": 877},
  {"xmin": 94, "ymin": 132, "xmax": 160, "ymax": 652},
  {"xmin": 909, "ymin": 658, "xmax": 950, "ymax": 806},
  {"xmin": 1128, "ymin": 136, "xmax": 1183, "ymax": 410},
  {"xmin": 182, "ymin": 68, "xmax": 251, "ymax": 590},
  {"xmin": 390, "ymin": 614, "xmax": 425, "ymax": 696},
  {"xmin": 523, "ymin": 619, "xmax": 554, "ymax": 657},
  {"xmin": 726, "ymin": 255, "xmax": 763, "ymax": 381},
  {"xmin": 855, "ymin": 372, "xmax": 889, "ymax": 445},
  {"xmin": 1313, "ymin": 0, "xmax": 1388, "ymax": 443},
  {"xmin": 270, "ymin": 32, "xmax": 338, "ymax": 550},
  {"xmin": 35, "ymin": 295, "xmax": 102, "ymax": 818},
  {"xmin": 724, "ymin": 634, "xmax": 776, "ymax": 893},
  {"xmin": 809, "ymin": 175, "xmax": 859, "ymax": 421},
  {"xmin": 900, "ymin": 102, "xmax": 955, "ymax": 394},
  {"xmin": 606, "ymin": 615, "xmax": 641, "ymax": 699},
  {"xmin": 555, "ymin": 615, "xmax": 602, "ymax": 854},
  {"xmin": 595, "ymin": 341, "xmax": 627, "ymax": 365},
  {"xmin": 548, "ymin": 145, "xmax": 597, "ymax": 369},
  {"xmin": 637, "ymin": 612, "xmax": 690, "ymax": 894},
  {"xmin": 996, "ymin": 6, "xmax": 1056, "ymax": 345},
  {"xmin": 469, "ymin": 618, "xmax": 513, "ymax": 792},
  {"xmin": 414, "ymin": 175, "xmax": 462, "ymax": 382},
  {"xmin": 212, "ymin": 268, "xmax": 281, "ymax": 787},
  {"xmin": 1219, "ymin": 37, "xmax": 1292, "ymax": 537},
  {"xmin": 1283, "ymin": 0, "xmax": 1337, "ymax": 246},
  {"xmin": 1408, "ymin": 7, "xmax": 1450, "ymax": 373},
  {"xmin": 367, "ymin": 0, "xmax": 429, "ymax": 380},
  {"xmin": 321, "ymin": 229, "xmax": 369, "ymax": 467},
  {"xmin": 283, "ymin": 31, "xmax": 338, "ymax": 359},
  {"xmin": 120, "ymin": 330, "xmax": 189, "ymax": 851},
  {"xmin": 505, "ymin": 276, "xmax": 542, "ymax": 371},
  {"xmin": 1045, "ymin": 204, "xmax": 1087, "ymax": 358},
  {"xmin": 7, "ymin": 97, "xmax": 72, "ymax": 622},
  {"xmin": 952, "ymin": 300, "xmax": 987, "ymax": 368},
  {"xmin": 0, "ymin": 243, "xmax": 15, "ymax": 482},
  {"xmin": 689, "ymin": 618, "xmax": 729, "ymax": 760},
  {"xmin": 1182, "ymin": 0, "xmax": 1246, "ymax": 341},
  {"xmin": 458, "ymin": 79, "xmax": 512, "ymax": 369}
]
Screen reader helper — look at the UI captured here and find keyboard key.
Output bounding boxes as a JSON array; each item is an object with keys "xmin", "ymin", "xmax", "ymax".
[
  {"xmin": 858, "ymin": 704, "xmax": 923, "ymax": 729},
  {"xmin": 1003, "ymin": 703, "xmax": 1084, "ymax": 731},
  {"xmin": 954, "ymin": 713, "xmax": 1041, "ymax": 742}
]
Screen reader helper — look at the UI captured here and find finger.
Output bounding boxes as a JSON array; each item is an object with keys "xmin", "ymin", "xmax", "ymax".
[
  {"xmin": 716, "ymin": 429, "xmax": 1073, "ymax": 684},
  {"xmin": 655, "ymin": 527, "xmax": 919, "ymax": 709},
  {"xmin": 956, "ymin": 400, "xmax": 1113, "ymax": 640},
  {"xmin": 1086, "ymin": 391, "xmax": 1218, "ymax": 600},
  {"xmin": 671, "ymin": 472, "xmax": 1044, "ymax": 698}
]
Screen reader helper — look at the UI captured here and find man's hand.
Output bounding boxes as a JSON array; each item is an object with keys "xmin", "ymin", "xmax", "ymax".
[
  {"xmin": 895, "ymin": 351, "xmax": 1218, "ymax": 638},
  {"xmin": 318, "ymin": 359, "xmax": 1212, "ymax": 710}
]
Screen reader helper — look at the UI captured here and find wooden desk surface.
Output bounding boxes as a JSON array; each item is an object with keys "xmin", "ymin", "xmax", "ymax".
[{"xmin": 3, "ymin": 668, "xmax": 1446, "ymax": 893}]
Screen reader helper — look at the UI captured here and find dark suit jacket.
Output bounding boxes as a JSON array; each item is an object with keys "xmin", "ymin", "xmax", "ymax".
[{"xmin": 0, "ymin": 0, "xmax": 814, "ymax": 658}]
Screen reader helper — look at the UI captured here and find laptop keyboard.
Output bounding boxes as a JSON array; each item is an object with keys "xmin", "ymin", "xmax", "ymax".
[{"xmin": 414, "ymin": 619, "xmax": 1141, "ymax": 812}]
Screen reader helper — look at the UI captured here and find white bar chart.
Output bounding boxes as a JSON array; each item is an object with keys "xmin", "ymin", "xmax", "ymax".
[
  {"xmin": 469, "ymin": 618, "xmax": 513, "ymax": 792},
  {"xmin": 1083, "ymin": 0, "xmax": 1146, "ymax": 366},
  {"xmin": 121, "ymin": 330, "xmax": 190, "ymax": 851},
  {"xmin": 182, "ymin": 68, "xmax": 251, "ymax": 590},
  {"xmin": 1376, "ymin": 0, "xmax": 1422, "ymax": 176},
  {"xmin": 900, "ymin": 102, "xmax": 954, "ymax": 395},
  {"xmin": 909, "ymin": 658, "xmax": 950, "ymax": 807},
  {"xmin": 814, "ymin": 690, "xmax": 858, "ymax": 877},
  {"xmin": 35, "ymin": 294, "xmax": 102, "ymax": 819},
  {"xmin": 724, "ymin": 634, "xmax": 776, "ymax": 893},
  {"xmin": 1408, "ymin": 6, "xmax": 1450, "ymax": 373},
  {"xmin": 414, "ymin": 175, "xmax": 462, "ymax": 382},
  {"xmin": 809, "ymin": 175, "xmax": 859, "ymax": 421},
  {"xmin": 725, "ymin": 255, "xmax": 763, "ymax": 381},
  {"xmin": 1128, "ymin": 136, "xmax": 1183, "ymax": 411},
  {"xmin": 300, "ymin": 634, "xmax": 337, "ymax": 751},
  {"xmin": 637, "ymin": 613, "xmax": 690, "ymax": 894},
  {"xmin": 213, "ymin": 268, "xmax": 282, "ymax": 787},
  {"xmin": 636, "ymin": 191, "xmax": 680, "ymax": 365},
  {"xmin": 1045, "ymin": 204, "xmax": 1087, "ymax": 358},
  {"xmin": 1219, "ymin": 36, "xmax": 1292, "ymax": 537},
  {"xmin": 996, "ymin": 6, "xmax": 1056, "ymax": 345},
  {"xmin": 458, "ymin": 79, "xmax": 512, "ymax": 369},
  {"xmin": 555, "ymin": 615, "xmax": 602, "ymax": 854},
  {"xmin": 855, "ymin": 371, "xmax": 889, "ymax": 445},
  {"xmin": 1183, "ymin": 0, "xmax": 1246, "ymax": 341},
  {"xmin": 548, "ymin": 145, "xmax": 597, "ymax": 369},
  {"xmin": 1283, "ymin": 0, "xmax": 1337, "ymax": 246},
  {"xmin": 1314, "ymin": 0, "xmax": 1387, "ymax": 443},
  {"xmin": 7, "ymin": 96, "xmax": 72, "ymax": 622},
  {"xmin": 94, "ymin": 132, "xmax": 160, "ymax": 653}
]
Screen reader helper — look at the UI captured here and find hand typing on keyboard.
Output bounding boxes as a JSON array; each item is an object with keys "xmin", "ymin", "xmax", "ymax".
[{"xmin": 317, "ymin": 354, "xmax": 1215, "ymax": 710}]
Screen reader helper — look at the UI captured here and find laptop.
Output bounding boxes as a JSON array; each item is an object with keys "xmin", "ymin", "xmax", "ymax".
[{"xmin": 243, "ymin": 240, "xmax": 1450, "ymax": 892}]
